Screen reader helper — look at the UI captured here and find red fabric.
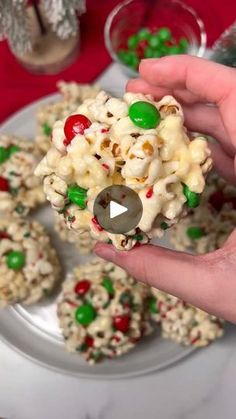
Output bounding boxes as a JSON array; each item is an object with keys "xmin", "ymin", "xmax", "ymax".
[{"xmin": 0, "ymin": 0, "xmax": 235, "ymax": 123}]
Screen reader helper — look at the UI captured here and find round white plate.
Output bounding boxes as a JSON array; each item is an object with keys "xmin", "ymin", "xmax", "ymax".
[{"xmin": 0, "ymin": 92, "xmax": 196, "ymax": 379}]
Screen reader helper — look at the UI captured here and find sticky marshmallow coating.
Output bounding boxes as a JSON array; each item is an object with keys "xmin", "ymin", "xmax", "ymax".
[
  {"xmin": 54, "ymin": 213, "xmax": 95, "ymax": 254},
  {"xmin": 36, "ymin": 82, "xmax": 100, "ymax": 154},
  {"xmin": 0, "ymin": 218, "xmax": 61, "ymax": 307},
  {"xmin": 35, "ymin": 91, "xmax": 212, "ymax": 250},
  {"xmin": 170, "ymin": 172, "xmax": 236, "ymax": 254},
  {"xmin": 151, "ymin": 289, "xmax": 224, "ymax": 347},
  {"xmin": 0, "ymin": 135, "xmax": 45, "ymax": 217},
  {"xmin": 57, "ymin": 258, "xmax": 153, "ymax": 364}
]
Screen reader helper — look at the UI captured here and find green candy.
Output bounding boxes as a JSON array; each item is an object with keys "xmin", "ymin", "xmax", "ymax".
[
  {"xmin": 133, "ymin": 234, "xmax": 143, "ymax": 241},
  {"xmin": 120, "ymin": 291, "xmax": 133, "ymax": 306},
  {"xmin": 75, "ymin": 304, "xmax": 96, "ymax": 326},
  {"xmin": 179, "ymin": 37, "xmax": 189, "ymax": 52},
  {"xmin": 168, "ymin": 45, "xmax": 182, "ymax": 55},
  {"xmin": 137, "ymin": 28, "xmax": 151, "ymax": 41},
  {"xmin": 186, "ymin": 226, "xmax": 204, "ymax": 239},
  {"xmin": 152, "ymin": 50, "xmax": 162, "ymax": 58},
  {"xmin": 129, "ymin": 101, "xmax": 161, "ymax": 129},
  {"xmin": 0, "ymin": 147, "xmax": 10, "ymax": 164},
  {"xmin": 148, "ymin": 297, "xmax": 158, "ymax": 314},
  {"xmin": 160, "ymin": 221, "xmax": 169, "ymax": 230},
  {"xmin": 183, "ymin": 184, "xmax": 200, "ymax": 208},
  {"xmin": 127, "ymin": 34, "xmax": 139, "ymax": 49},
  {"xmin": 6, "ymin": 250, "xmax": 25, "ymax": 270},
  {"xmin": 102, "ymin": 277, "xmax": 114, "ymax": 295},
  {"xmin": 157, "ymin": 27, "xmax": 172, "ymax": 42},
  {"xmin": 144, "ymin": 46, "xmax": 154, "ymax": 58},
  {"xmin": 9, "ymin": 145, "xmax": 21, "ymax": 155},
  {"xmin": 42, "ymin": 122, "xmax": 52, "ymax": 136},
  {"xmin": 67, "ymin": 184, "xmax": 87, "ymax": 209},
  {"xmin": 149, "ymin": 35, "xmax": 161, "ymax": 49}
]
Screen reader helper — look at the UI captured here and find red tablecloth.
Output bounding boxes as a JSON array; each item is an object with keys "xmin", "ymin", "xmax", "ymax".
[{"xmin": 0, "ymin": 0, "xmax": 235, "ymax": 123}]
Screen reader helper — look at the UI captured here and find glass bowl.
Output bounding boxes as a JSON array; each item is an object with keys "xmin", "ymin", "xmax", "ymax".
[{"xmin": 104, "ymin": 0, "xmax": 207, "ymax": 77}]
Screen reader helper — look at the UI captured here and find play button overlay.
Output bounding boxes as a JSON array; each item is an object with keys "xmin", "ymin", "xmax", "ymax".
[
  {"xmin": 110, "ymin": 201, "xmax": 128, "ymax": 219},
  {"xmin": 93, "ymin": 185, "xmax": 143, "ymax": 234}
]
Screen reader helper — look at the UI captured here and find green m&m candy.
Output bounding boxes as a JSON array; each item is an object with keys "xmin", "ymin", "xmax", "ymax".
[
  {"xmin": 183, "ymin": 184, "xmax": 200, "ymax": 208},
  {"xmin": 127, "ymin": 34, "xmax": 139, "ymax": 49},
  {"xmin": 160, "ymin": 221, "xmax": 169, "ymax": 230},
  {"xmin": 186, "ymin": 226, "xmax": 204, "ymax": 240},
  {"xmin": 42, "ymin": 122, "xmax": 52, "ymax": 136},
  {"xmin": 0, "ymin": 147, "xmax": 10, "ymax": 164},
  {"xmin": 102, "ymin": 277, "xmax": 114, "ymax": 295},
  {"xmin": 67, "ymin": 184, "xmax": 87, "ymax": 209},
  {"xmin": 129, "ymin": 101, "xmax": 161, "ymax": 129},
  {"xmin": 6, "ymin": 250, "xmax": 25, "ymax": 270},
  {"xmin": 9, "ymin": 145, "xmax": 21, "ymax": 155},
  {"xmin": 75, "ymin": 303, "xmax": 96, "ymax": 326},
  {"xmin": 137, "ymin": 28, "xmax": 151, "ymax": 41},
  {"xmin": 148, "ymin": 297, "xmax": 158, "ymax": 314},
  {"xmin": 157, "ymin": 27, "xmax": 172, "ymax": 42}
]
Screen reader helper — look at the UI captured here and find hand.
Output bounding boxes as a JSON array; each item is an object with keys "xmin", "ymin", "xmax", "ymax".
[{"xmin": 95, "ymin": 56, "xmax": 236, "ymax": 324}]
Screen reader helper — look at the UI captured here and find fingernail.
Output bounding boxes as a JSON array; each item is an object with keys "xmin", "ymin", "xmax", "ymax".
[{"xmin": 94, "ymin": 243, "xmax": 116, "ymax": 262}]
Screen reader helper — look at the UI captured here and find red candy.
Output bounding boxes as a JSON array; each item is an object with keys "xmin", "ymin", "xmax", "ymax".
[
  {"xmin": 64, "ymin": 114, "xmax": 92, "ymax": 144},
  {"xmin": 146, "ymin": 187, "xmax": 153, "ymax": 198},
  {"xmin": 113, "ymin": 315, "xmax": 130, "ymax": 333},
  {"xmin": 91, "ymin": 216, "xmax": 104, "ymax": 232},
  {"xmin": 0, "ymin": 176, "xmax": 9, "ymax": 192},
  {"xmin": 102, "ymin": 163, "xmax": 109, "ymax": 170},
  {"xmin": 0, "ymin": 231, "xmax": 9, "ymax": 239},
  {"xmin": 85, "ymin": 335, "xmax": 94, "ymax": 347},
  {"xmin": 209, "ymin": 190, "xmax": 236, "ymax": 211},
  {"xmin": 74, "ymin": 279, "xmax": 91, "ymax": 296}
]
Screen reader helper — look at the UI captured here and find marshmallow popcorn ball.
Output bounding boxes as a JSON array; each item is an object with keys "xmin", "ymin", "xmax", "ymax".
[
  {"xmin": 54, "ymin": 213, "xmax": 95, "ymax": 254},
  {"xmin": 170, "ymin": 172, "xmax": 236, "ymax": 254},
  {"xmin": 0, "ymin": 218, "xmax": 60, "ymax": 307},
  {"xmin": 0, "ymin": 135, "xmax": 45, "ymax": 217},
  {"xmin": 35, "ymin": 91, "xmax": 212, "ymax": 250},
  {"xmin": 57, "ymin": 258, "xmax": 153, "ymax": 364},
  {"xmin": 36, "ymin": 81, "xmax": 100, "ymax": 154},
  {"xmin": 150, "ymin": 289, "xmax": 224, "ymax": 347}
]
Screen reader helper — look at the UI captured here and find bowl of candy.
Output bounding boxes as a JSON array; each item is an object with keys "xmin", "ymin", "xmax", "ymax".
[{"xmin": 104, "ymin": 0, "xmax": 207, "ymax": 77}]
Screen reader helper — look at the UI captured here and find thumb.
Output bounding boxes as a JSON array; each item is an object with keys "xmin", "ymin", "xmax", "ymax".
[{"xmin": 94, "ymin": 242, "xmax": 226, "ymax": 317}]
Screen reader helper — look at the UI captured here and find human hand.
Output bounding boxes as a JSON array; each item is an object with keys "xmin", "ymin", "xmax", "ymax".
[{"xmin": 95, "ymin": 56, "xmax": 236, "ymax": 323}]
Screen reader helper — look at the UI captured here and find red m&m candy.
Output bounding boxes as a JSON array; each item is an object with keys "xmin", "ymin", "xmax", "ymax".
[
  {"xmin": 113, "ymin": 315, "xmax": 130, "ymax": 333},
  {"xmin": 0, "ymin": 176, "xmax": 9, "ymax": 192},
  {"xmin": 74, "ymin": 279, "xmax": 91, "ymax": 296},
  {"xmin": 64, "ymin": 114, "xmax": 92, "ymax": 144}
]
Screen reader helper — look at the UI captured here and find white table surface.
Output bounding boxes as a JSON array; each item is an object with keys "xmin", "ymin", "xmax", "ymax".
[{"xmin": 0, "ymin": 63, "xmax": 236, "ymax": 419}]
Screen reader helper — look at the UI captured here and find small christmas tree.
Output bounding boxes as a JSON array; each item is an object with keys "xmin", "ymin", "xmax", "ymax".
[
  {"xmin": 211, "ymin": 22, "xmax": 236, "ymax": 68},
  {"xmin": 0, "ymin": 0, "xmax": 86, "ymax": 56}
]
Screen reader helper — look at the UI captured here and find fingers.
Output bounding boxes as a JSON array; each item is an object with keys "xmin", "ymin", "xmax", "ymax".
[
  {"xmin": 95, "ymin": 243, "xmax": 220, "ymax": 316},
  {"xmin": 127, "ymin": 78, "xmax": 234, "ymax": 157},
  {"xmin": 209, "ymin": 142, "xmax": 236, "ymax": 184},
  {"xmin": 127, "ymin": 78, "xmax": 200, "ymax": 104},
  {"xmin": 182, "ymin": 104, "xmax": 235, "ymax": 157},
  {"xmin": 139, "ymin": 56, "xmax": 236, "ymax": 104},
  {"xmin": 95, "ymin": 241, "xmax": 236, "ymax": 322}
]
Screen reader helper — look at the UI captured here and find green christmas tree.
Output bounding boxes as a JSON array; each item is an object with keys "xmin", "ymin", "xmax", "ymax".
[{"xmin": 211, "ymin": 21, "xmax": 236, "ymax": 68}]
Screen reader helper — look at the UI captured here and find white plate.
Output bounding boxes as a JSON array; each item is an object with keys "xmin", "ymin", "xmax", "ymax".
[{"xmin": 0, "ymin": 88, "xmax": 196, "ymax": 379}]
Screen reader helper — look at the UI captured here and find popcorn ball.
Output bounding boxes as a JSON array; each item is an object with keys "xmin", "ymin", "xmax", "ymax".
[
  {"xmin": 170, "ymin": 172, "xmax": 236, "ymax": 254},
  {"xmin": 35, "ymin": 91, "xmax": 212, "ymax": 250},
  {"xmin": 57, "ymin": 258, "xmax": 153, "ymax": 364},
  {"xmin": 54, "ymin": 213, "xmax": 95, "ymax": 254},
  {"xmin": 150, "ymin": 289, "xmax": 224, "ymax": 347},
  {"xmin": 0, "ymin": 218, "xmax": 61, "ymax": 307},
  {"xmin": 36, "ymin": 81, "xmax": 100, "ymax": 154},
  {"xmin": 0, "ymin": 135, "xmax": 45, "ymax": 217}
]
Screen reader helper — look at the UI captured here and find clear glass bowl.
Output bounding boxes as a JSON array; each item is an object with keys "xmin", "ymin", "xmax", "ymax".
[{"xmin": 104, "ymin": 0, "xmax": 207, "ymax": 77}]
